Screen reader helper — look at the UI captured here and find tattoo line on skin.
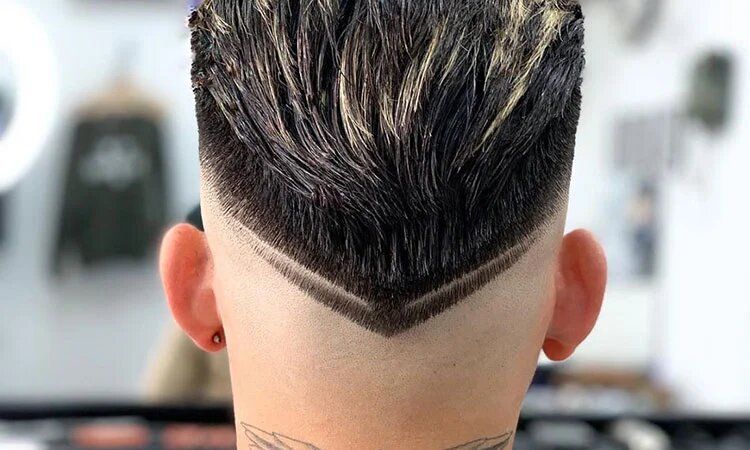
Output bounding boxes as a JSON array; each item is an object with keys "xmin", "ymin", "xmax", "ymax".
[{"xmin": 241, "ymin": 423, "xmax": 512, "ymax": 450}]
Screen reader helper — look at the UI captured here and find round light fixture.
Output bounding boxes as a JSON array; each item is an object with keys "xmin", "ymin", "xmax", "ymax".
[{"xmin": 0, "ymin": 3, "xmax": 58, "ymax": 193}]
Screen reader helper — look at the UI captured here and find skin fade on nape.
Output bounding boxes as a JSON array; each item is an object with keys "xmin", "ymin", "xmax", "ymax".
[
  {"xmin": 191, "ymin": 0, "xmax": 585, "ymax": 336},
  {"xmin": 209, "ymin": 194, "xmax": 544, "ymax": 336}
]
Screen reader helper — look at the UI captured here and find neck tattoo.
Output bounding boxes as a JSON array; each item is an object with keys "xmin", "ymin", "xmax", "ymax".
[{"xmin": 241, "ymin": 422, "xmax": 513, "ymax": 450}]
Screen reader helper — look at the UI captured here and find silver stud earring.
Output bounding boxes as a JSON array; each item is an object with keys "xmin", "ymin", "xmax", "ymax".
[{"xmin": 213, "ymin": 333, "xmax": 222, "ymax": 345}]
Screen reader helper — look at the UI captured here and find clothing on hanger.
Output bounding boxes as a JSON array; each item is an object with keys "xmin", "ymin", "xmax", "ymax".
[{"xmin": 53, "ymin": 73, "xmax": 168, "ymax": 273}]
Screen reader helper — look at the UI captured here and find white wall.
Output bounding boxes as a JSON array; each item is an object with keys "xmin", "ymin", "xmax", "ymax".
[
  {"xmin": 0, "ymin": 0, "xmax": 197, "ymax": 400},
  {"xmin": 562, "ymin": 1, "xmax": 659, "ymax": 369},
  {"xmin": 654, "ymin": 0, "xmax": 750, "ymax": 412},
  {"xmin": 572, "ymin": 0, "xmax": 750, "ymax": 411}
]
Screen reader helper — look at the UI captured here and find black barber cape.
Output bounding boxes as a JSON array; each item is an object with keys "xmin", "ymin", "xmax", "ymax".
[{"xmin": 53, "ymin": 78, "xmax": 167, "ymax": 273}]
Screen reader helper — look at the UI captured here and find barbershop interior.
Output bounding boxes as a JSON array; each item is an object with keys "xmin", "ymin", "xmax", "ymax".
[{"xmin": 1, "ymin": 0, "xmax": 749, "ymax": 448}]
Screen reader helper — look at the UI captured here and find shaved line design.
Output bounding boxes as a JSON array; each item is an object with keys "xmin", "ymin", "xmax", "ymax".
[
  {"xmin": 220, "ymin": 211, "xmax": 541, "ymax": 337},
  {"xmin": 242, "ymin": 423, "xmax": 512, "ymax": 450}
]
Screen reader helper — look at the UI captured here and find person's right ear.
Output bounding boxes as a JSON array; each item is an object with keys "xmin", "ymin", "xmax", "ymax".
[
  {"xmin": 159, "ymin": 224, "xmax": 225, "ymax": 352},
  {"xmin": 543, "ymin": 229, "xmax": 608, "ymax": 361}
]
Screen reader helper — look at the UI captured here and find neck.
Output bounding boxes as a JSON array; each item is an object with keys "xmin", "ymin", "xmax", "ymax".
[
  {"xmin": 217, "ymin": 255, "xmax": 551, "ymax": 450},
  {"xmin": 228, "ymin": 337, "xmax": 529, "ymax": 450},
  {"xmin": 232, "ymin": 382, "xmax": 519, "ymax": 450}
]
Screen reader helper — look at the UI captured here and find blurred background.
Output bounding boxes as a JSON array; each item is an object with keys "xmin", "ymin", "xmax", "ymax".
[{"xmin": 1, "ymin": 0, "xmax": 749, "ymax": 447}]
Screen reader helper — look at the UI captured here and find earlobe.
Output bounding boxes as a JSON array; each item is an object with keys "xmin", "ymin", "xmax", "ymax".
[
  {"xmin": 160, "ymin": 224, "xmax": 225, "ymax": 352},
  {"xmin": 543, "ymin": 229, "xmax": 607, "ymax": 362}
]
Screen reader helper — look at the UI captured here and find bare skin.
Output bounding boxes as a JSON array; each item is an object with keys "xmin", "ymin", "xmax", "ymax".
[{"xmin": 160, "ymin": 188, "xmax": 607, "ymax": 449}]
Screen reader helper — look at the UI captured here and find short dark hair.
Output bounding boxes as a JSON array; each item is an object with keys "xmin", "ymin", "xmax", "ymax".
[{"xmin": 191, "ymin": 0, "xmax": 585, "ymax": 336}]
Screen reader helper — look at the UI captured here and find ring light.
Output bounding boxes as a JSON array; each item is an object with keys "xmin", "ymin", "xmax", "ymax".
[{"xmin": 0, "ymin": 3, "xmax": 58, "ymax": 193}]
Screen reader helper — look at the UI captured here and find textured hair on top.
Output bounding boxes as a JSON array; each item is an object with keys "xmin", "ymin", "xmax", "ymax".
[{"xmin": 191, "ymin": 0, "xmax": 586, "ymax": 336}]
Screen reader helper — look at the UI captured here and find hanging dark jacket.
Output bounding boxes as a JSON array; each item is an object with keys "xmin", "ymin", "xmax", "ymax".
[{"xmin": 53, "ymin": 85, "xmax": 168, "ymax": 273}]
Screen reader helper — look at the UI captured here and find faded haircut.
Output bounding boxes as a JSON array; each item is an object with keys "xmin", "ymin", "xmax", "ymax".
[{"xmin": 190, "ymin": 0, "xmax": 585, "ymax": 336}]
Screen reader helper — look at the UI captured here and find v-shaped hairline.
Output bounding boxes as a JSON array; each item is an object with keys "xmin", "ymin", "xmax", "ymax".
[{"xmin": 223, "ymin": 214, "xmax": 541, "ymax": 312}]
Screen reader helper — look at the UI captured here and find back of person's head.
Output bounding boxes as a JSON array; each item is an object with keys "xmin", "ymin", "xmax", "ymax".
[{"xmin": 161, "ymin": 0, "xmax": 607, "ymax": 448}]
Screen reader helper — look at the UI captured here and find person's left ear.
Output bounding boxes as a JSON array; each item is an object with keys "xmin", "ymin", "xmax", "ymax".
[
  {"xmin": 543, "ymin": 229, "xmax": 608, "ymax": 362},
  {"xmin": 160, "ymin": 223, "xmax": 224, "ymax": 352}
]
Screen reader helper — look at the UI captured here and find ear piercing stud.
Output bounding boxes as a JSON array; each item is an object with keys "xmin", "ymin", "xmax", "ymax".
[{"xmin": 213, "ymin": 333, "xmax": 222, "ymax": 345}]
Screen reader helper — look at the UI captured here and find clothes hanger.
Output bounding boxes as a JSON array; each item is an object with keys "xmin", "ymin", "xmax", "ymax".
[{"xmin": 78, "ymin": 42, "xmax": 164, "ymax": 120}]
